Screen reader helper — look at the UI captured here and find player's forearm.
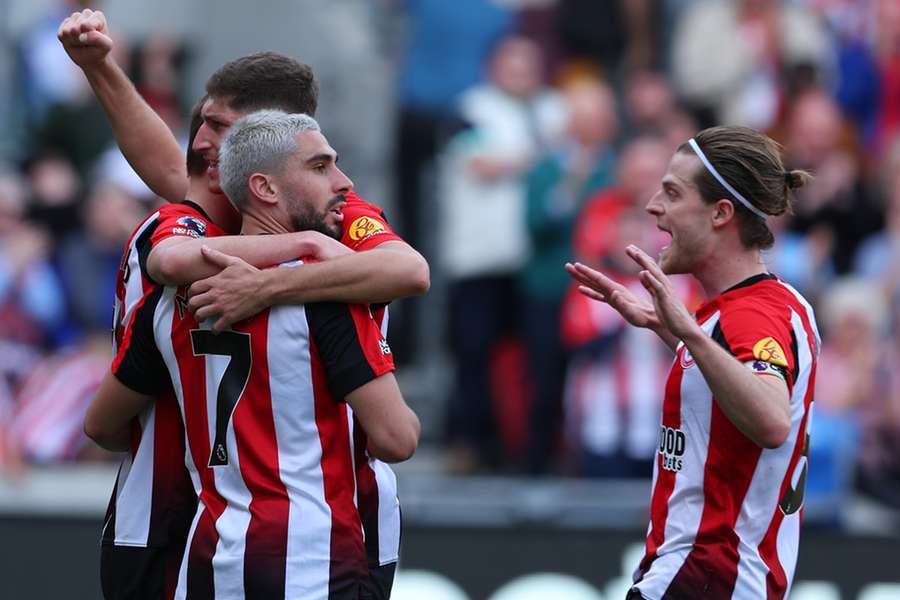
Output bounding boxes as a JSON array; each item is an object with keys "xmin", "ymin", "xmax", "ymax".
[
  {"xmin": 84, "ymin": 372, "xmax": 149, "ymax": 452},
  {"xmin": 150, "ymin": 232, "xmax": 336, "ymax": 286},
  {"xmin": 83, "ymin": 422, "xmax": 132, "ymax": 452},
  {"xmin": 366, "ymin": 405, "xmax": 420, "ymax": 463},
  {"xmin": 263, "ymin": 245, "xmax": 430, "ymax": 305},
  {"xmin": 682, "ymin": 331, "xmax": 791, "ymax": 449},
  {"xmin": 82, "ymin": 57, "xmax": 188, "ymax": 202}
]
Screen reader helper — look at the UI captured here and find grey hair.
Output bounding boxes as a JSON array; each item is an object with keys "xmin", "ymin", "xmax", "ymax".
[{"xmin": 218, "ymin": 110, "xmax": 321, "ymax": 209}]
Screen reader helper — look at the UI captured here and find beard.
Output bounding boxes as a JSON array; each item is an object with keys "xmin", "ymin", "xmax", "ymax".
[{"xmin": 286, "ymin": 193, "xmax": 343, "ymax": 240}]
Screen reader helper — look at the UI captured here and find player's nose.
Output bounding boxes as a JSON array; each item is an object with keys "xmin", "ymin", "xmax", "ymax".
[
  {"xmin": 332, "ymin": 167, "xmax": 353, "ymax": 194},
  {"xmin": 645, "ymin": 189, "xmax": 664, "ymax": 215}
]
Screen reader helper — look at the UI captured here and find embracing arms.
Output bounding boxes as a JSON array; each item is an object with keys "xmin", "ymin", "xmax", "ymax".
[{"xmin": 188, "ymin": 240, "xmax": 429, "ymax": 332}]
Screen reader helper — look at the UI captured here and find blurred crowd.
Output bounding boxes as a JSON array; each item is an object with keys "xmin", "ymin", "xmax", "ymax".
[{"xmin": 1, "ymin": 0, "xmax": 899, "ymax": 525}]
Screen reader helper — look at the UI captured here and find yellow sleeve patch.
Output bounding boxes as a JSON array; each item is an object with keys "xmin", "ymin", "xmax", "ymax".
[
  {"xmin": 348, "ymin": 216, "xmax": 386, "ymax": 241},
  {"xmin": 752, "ymin": 337, "xmax": 788, "ymax": 367}
]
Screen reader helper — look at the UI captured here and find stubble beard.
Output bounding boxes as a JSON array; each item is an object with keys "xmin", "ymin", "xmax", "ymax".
[{"xmin": 287, "ymin": 194, "xmax": 343, "ymax": 240}]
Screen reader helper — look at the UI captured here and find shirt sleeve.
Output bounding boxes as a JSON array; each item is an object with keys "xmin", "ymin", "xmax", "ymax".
[
  {"xmin": 306, "ymin": 301, "xmax": 395, "ymax": 401},
  {"xmin": 715, "ymin": 300, "xmax": 796, "ymax": 389},
  {"xmin": 111, "ymin": 287, "xmax": 170, "ymax": 396},
  {"xmin": 340, "ymin": 192, "xmax": 404, "ymax": 251},
  {"xmin": 150, "ymin": 204, "xmax": 216, "ymax": 249}
]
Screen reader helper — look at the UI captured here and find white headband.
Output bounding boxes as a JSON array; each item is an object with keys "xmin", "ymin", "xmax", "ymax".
[{"xmin": 688, "ymin": 138, "xmax": 768, "ymax": 220}]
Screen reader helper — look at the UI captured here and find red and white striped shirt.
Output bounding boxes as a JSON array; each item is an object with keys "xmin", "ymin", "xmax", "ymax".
[
  {"xmin": 634, "ymin": 273, "xmax": 820, "ymax": 600},
  {"xmin": 105, "ymin": 201, "xmax": 221, "ymax": 550},
  {"xmin": 116, "ymin": 259, "xmax": 395, "ymax": 599}
]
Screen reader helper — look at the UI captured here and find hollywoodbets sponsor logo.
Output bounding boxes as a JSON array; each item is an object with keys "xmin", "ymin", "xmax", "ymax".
[{"xmin": 658, "ymin": 426, "xmax": 686, "ymax": 472}]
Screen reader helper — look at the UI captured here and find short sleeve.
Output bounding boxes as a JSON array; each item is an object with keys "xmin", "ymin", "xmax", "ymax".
[
  {"xmin": 306, "ymin": 301, "xmax": 395, "ymax": 400},
  {"xmin": 716, "ymin": 301, "xmax": 796, "ymax": 388},
  {"xmin": 150, "ymin": 204, "xmax": 217, "ymax": 248},
  {"xmin": 340, "ymin": 192, "xmax": 404, "ymax": 251},
  {"xmin": 112, "ymin": 287, "xmax": 170, "ymax": 396}
]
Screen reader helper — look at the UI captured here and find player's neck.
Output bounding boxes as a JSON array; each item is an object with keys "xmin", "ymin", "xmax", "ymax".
[
  {"xmin": 240, "ymin": 210, "xmax": 291, "ymax": 236},
  {"xmin": 186, "ymin": 178, "xmax": 241, "ymax": 234},
  {"xmin": 693, "ymin": 246, "xmax": 768, "ymax": 299}
]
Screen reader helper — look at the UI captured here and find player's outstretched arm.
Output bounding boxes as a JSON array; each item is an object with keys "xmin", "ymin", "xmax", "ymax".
[
  {"xmin": 58, "ymin": 9, "xmax": 188, "ymax": 202},
  {"xmin": 346, "ymin": 373, "xmax": 420, "ymax": 463},
  {"xmin": 84, "ymin": 371, "xmax": 153, "ymax": 452},
  {"xmin": 628, "ymin": 245, "xmax": 791, "ymax": 449},
  {"xmin": 189, "ymin": 240, "xmax": 430, "ymax": 333},
  {"xmin": 148, "ymin": 231, "xmax": 353, "ymax": 286}
]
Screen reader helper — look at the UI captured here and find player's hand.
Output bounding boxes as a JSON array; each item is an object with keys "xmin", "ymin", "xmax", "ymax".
[
  {"xmin": 565, "ymin": 261, "xmax": 662, "ymax": 330},
  {"xmin": 626, "ymin": 245, "xmax": 701, "ymax": 342},
  {"xmin": 187, "ymin": 246, "xmax": 268, "ymax": 333},
  {"xmin": 57, "ymin": 9, "xmax": 113, "ymax": 69},
  {"xmin": 298, "ymin": 231, "xmax": 353, "ymax": 261}
]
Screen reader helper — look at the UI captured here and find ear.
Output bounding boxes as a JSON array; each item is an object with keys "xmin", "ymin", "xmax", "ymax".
[
  {"xmin": 711, "ymin": 198, "xmax": 736, "ymax": 229},
  {"xmin": 247, "ymin": 172, "xmax": 278, "ymax": 206}
]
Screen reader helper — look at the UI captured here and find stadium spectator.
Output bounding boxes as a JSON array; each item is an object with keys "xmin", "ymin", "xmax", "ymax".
[
  {"xmin": 556, "ymin": 0, "xmax": 660, "ymax": 77},
  {"xmin": 670, "ymin": 0, "xmax": 832, "ymax": 129},
  {"xmin": 783, "ymin": 88, "xmax": 882, "ymax": 275},
  {"xmin": 854, "ymin": 136, "xmax": 900, "ymax": 296},
  {"xmin": 0, "ymin": 170, "xmax": 59, "ymax": 471},
  {"xmin": 621, "ymin": 70, "xmax": 677, "ymax": 137},
  {"xmin": 855, "ymin": 296, "xmax": 900, "ymax": 511},
  {"xmin": 0, "ymin": 169, "xmax": 67, "ymax": 350},
  {"xmin": 809, "ymin": 278, "xmax": 885, "ymax": 518},
  {"xmin": 13, "ymin": 0, "xmax": 93, "ymax": 134},
  {"xmin": 389, "ymin": 0, "xmax": 514, "ymax": 361},
  {"xmin": 520, "ymin": 76, "xmax": 618, "ymax": 474},
  {"xmin": 560, "ymin": 136, "xmax": 680, "ymax": 478},
  {"xmin": 438, "ymin": 33, "xmax": 566, "ymax": 472},
  {"xmin": 393, "ymin": 0, "xmax": 513, "ymax": 255},
  {"xmin": 871, "ymin": 0, "xmax": 900, "ymax": 156},
  {"xmin": 23, "ymin": 150, "xmax": 83, "ymax": 242},
  {"xmin": 56, "ymin": 180, "xmax": 148, "ymax": 335}
]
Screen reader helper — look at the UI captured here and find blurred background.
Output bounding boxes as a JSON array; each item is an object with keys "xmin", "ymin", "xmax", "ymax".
[{"xmin": 1, "ymin": 0, "xmax": 899, "ymax": 598}]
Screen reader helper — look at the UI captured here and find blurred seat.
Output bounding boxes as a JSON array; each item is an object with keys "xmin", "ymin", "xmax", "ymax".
[
  {"xmin": 858, "ymin": 583, "xmax": 900, "ymax": 600},
  {"xmin": 790, "ymin": 581, "xmax": 841, "ymax": 600},
  {"xmin": 488, "ymin": 573, "xmax": 603, "ymax": 600},
  {"xmin": 391, "ymin": 569, "xmax": 471, "ymax": 600}
]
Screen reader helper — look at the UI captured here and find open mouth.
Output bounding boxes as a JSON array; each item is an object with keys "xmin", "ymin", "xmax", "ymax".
[
  {"xmin": 657, "ymin": 224, "xmax": 673, "ymax": 251},
  {"xmin": 328, "ymin": 202, "xmax": 345, "ymax": 222}
]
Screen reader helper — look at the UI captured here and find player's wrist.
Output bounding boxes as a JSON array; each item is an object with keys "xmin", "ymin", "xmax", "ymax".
[
  {"xmin": 257, "ymin": 267, "xmax": 282, "ymax": 306},
  {"xmin": 78, "ymin": 51, "xmax": 113, "ymax": 73},
  {"xmin": 679, "ymin": 324, "xmax": 710, "ymax": 351},
  {"xmin": 292, "ymin": 230, "xmax": 318, "ymax": 257},
  {"xmin": 81, "ymin": 54, "xmax": 124, "ymax": 88}
]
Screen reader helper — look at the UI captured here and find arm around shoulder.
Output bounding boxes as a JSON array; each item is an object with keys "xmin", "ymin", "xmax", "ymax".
[{"xmin": 371, "ymin": 240, "xmax": 430, "ymax": 297}]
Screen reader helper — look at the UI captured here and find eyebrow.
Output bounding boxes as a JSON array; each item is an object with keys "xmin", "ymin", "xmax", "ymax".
[
  {"xmin": 662, "ymin": 179, "xmax": 681, "ymax": 192},
  {"xmin": 202, "ymin": 113, "xmax": 229, "ymax": 125},
  {"xmin": 305, "ymin": 153, "xmax": 338, "ymax": 165}
]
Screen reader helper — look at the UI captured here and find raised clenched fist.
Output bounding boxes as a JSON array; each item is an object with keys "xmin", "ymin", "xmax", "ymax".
[{"xmin": 57, "ymin": 8, "xmax": 113, "ymax": 69}]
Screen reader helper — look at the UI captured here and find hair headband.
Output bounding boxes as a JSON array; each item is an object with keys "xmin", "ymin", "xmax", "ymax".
[{"xmin": 688, "ymin": 138, "xmax": 768, "ymax": 220}]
